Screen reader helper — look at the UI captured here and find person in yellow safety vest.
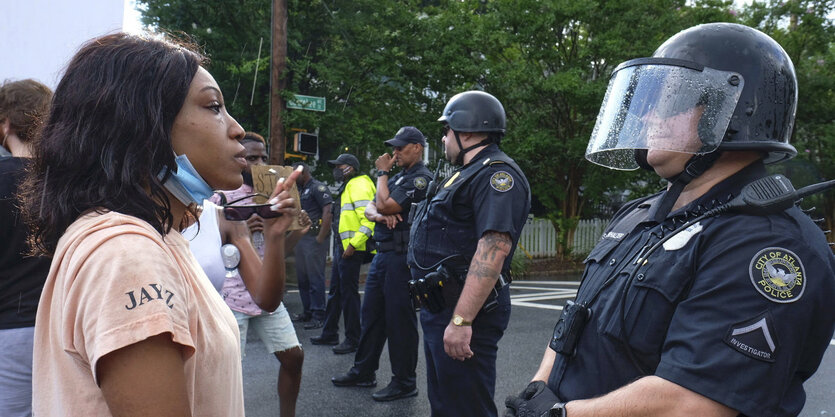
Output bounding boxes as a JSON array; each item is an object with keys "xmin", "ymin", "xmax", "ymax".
[
  {"xmin": 337, "ymin": 164, "xmax": 376, "ymax": 254},
  {"xmin": 311, "ymin": 153, "xmax": 377, "ymax": 355}
]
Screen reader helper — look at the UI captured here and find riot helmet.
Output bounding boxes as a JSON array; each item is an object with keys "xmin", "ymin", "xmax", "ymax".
[
  {"xmin": 586, "ymin": 22, "xmax": 798, "ymax": 171},
  {"xmin": 438, "ymin": 90, "xmax": 506, "ymax": 165}
]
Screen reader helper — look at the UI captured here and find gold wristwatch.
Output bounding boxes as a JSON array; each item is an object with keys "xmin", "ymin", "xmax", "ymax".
[{"xmin": 452, "ymin": 314, "xmax": 472, "ymax": 326}]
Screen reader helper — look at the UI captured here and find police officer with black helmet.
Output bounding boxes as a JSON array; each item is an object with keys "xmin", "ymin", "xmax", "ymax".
[
  {"xmin": 505, "ymin": 23, "xmax": 835, "ymax": 417},
  {"xmin": 409, "ymin": 91, "xmax": 531, "ymax": 416}
]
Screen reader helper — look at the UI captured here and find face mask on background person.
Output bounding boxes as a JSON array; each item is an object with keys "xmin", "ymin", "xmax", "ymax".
[{"xmin": 333, "ymin": 166, "xmax": 345, "ymax": 182}]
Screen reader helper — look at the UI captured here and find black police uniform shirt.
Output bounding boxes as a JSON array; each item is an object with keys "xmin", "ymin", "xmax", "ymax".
[
  {"xmin": 409, "ymin": 144, "xmax": 531, "ymax": 289},
  {"xmin": 547, "ymin": 161, "xmax": 835, "ymax": 417},
  {"xmin": 374, "ymin": 162, "xmax": 432, "ymax": 243},
  {"xmin": 299, "ymin": 178, "xmax": 333, "ymax": 223}
]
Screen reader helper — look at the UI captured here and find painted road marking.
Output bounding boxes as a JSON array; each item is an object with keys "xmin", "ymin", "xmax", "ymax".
[{"xmin": 511, "ymin": 281, "xmax": 578, "ymax": 310}]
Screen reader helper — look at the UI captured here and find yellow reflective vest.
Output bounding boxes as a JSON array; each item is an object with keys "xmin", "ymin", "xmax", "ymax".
[{"xmin": 338, "ymin": 174, "xmax": 376, "ymax": 251}]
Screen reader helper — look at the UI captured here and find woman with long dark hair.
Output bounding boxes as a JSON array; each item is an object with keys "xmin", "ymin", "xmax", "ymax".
[{"xmin": 19, "ymin": 32, "xmax": 298, "ymax": 416}]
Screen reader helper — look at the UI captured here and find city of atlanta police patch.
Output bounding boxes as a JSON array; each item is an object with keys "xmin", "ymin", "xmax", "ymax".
[
  {"xmin": 490, "ymin": 171, "xmax": 514, "ymax": 192},
  {"xmin": 414, "ymin": 177, "xmax": 427, "ymax": 190},
  {"xmin": 749, "ymin": 247, "xmax": 805, "ymax": 303}
]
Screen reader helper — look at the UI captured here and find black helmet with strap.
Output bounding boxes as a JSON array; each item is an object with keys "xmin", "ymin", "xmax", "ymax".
[
  {"xmin": 438, "ymin": 90, "xmax": 506, "ymax": 166},
  {"xmin": 585, "ymin": 23, "xmax": 798, "ymax": 221}
]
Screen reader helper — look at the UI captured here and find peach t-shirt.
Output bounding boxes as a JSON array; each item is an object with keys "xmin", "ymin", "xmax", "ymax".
[{"xmin": 32, "ymin": 212, "xmax": 244, "ymax": 416}]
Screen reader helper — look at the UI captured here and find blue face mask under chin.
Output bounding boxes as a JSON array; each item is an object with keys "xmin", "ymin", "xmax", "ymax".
[{"xmin": 158, "ymin": 154, "xmax": 215, "ymax": 207}]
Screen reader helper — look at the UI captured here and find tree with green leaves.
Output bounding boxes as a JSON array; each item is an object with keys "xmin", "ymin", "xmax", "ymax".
[
  {"xmin": 739, "ymin": 0, "xmax": 835, "ymax": 235},
  {"xmin": 138, "ymin": 0, "xmax": 834, "ymax": 258},
  {"xmin": 474, "ymin": 0, "xmax": 739, "ymax": 255}
]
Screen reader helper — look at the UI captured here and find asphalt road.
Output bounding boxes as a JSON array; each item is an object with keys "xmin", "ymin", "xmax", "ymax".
[{"xmin": 241, "ymin": 280, "xmax": 835, "ymax": 416}]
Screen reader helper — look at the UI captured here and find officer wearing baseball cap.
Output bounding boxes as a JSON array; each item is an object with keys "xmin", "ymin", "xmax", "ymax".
[{"xmin": 331, "ymin": 126, "xmax": 432, "ymax": 401}]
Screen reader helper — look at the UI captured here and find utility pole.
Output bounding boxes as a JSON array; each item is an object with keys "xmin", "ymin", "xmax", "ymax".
[{"xmin": 269, "ymin": 0, "xmax": 287, "ymax": 165}]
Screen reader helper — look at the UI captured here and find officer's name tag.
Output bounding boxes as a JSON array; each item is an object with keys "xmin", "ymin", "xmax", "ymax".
[{"xmin": 662, "ymin": 222, "xmax": 703, "ymax": 251}]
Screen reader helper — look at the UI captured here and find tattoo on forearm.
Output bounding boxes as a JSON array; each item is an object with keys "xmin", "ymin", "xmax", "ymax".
[
  {"xmin": 480, "ymin": 232, "xmax": 511, "ymax": 262},
  {"xmin": 470, "ymin": 232, "xmax": 511, "ymax": 281}
]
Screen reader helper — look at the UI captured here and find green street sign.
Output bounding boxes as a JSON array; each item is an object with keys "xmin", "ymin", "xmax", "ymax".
[{"xmin": 287, "ymin": 94, "xmax": 326, "ymax": 112}]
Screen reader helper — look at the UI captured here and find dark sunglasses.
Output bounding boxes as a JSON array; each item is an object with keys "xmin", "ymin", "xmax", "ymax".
[
  {"xmin": 222, "ymin": 194, "xmax": 282, "ymax": 221},
  {"xmin": 442, "ymin": 125, "xmax": 451, "ymax": 136}
]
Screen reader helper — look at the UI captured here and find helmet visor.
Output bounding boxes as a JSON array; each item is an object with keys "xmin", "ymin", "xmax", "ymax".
[{"xmin": 585, "ymin": 60, "xmax": 744, "ymax": 170}]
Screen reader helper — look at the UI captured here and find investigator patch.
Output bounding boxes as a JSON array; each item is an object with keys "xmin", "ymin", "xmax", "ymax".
[
  {"xmin": 724, "ymin": 312, "xmax": 778, "ymax": 363},
  {"xmin": 414, "ymin": 177, "xmax": 427, "ymax": 190},
  {"xmin": 490, "ymin": 171, "xmax": 514, "ymax": 192},
  {"xmin": 749, "ymin": 247, "xmax": 805, "ymax": 303}
]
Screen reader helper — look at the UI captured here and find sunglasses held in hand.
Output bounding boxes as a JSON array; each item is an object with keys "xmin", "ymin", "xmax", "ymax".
[{"xmin": 223, "ymin": 194, "xmax": 283, "ymax": 221}]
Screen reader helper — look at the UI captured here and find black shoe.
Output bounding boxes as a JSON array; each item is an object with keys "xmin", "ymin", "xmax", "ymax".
[
  {"xmin": 291, "ymin": 312, "xmax": 312, "ymax": 322},
  {"xmin": 304, "ymin": 319, "xmax": 324, "ymax": 330},
  {"xmin": 331, "ymin": 371, "xmax": 376, "ymax": 387},
  {"xmin": 372, "ymin": 382, "xmax": 418, "ymax": 402},
  {"xmin": 332, "ymin": 341, "xmax": 358, "ymax": 354},
  {"xmin": 310, "ymin": 335, "xmax": 339, "ymax": 345}
]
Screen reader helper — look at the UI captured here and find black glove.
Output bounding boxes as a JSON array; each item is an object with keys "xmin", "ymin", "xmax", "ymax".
[{"xmin": 504, "ymin": 381, "xmax": 560, "ymax": 417}]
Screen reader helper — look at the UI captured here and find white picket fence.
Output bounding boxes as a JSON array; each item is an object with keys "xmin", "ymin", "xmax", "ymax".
[
  {"xmin": 516, "ymin": 217, "xmax": 608, "ymax": 258},
  {"xmin": 568, "ymin": 218, "xmax": 608, "ymax": 256},
  {"xmin": 516, "ymin": 217, "xmax": 558, "ymax": 258}
]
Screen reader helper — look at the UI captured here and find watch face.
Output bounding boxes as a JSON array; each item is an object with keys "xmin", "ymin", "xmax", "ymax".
[{"xmin": 453, "ymin": 316, "xmax": 462, "ymax": 325}]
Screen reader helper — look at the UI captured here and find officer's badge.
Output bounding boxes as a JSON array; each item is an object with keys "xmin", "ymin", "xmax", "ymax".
[
  {"xmin": 317, "ymin": 185, "xmax": 327, "ymax": 192},
  {"xmin": 749, "ymin": 247, "xmax": 805, "ymax": 303},
  {"xmin": 489, "ymin": 171, "xmax": 514, "ymax": 192},
  {"xmin": 414, "ymin": 177, "xmax": 428, "ymax": 190}
]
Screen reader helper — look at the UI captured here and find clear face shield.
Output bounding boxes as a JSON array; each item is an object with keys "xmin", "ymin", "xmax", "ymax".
[{"xmin": 585, "ymin": 58, "xmax": 744, "ymax": 170}]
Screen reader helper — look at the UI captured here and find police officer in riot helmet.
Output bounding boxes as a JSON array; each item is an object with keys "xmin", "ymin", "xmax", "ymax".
[
  {"xmin": 408, "ymin": 91, "xmax": 531, "ymax": 416},
  {"xmin": 505, "ymin": 23, "xmax": 835, "ymax": 417}
]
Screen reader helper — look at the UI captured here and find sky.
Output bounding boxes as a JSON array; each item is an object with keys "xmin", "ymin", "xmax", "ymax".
[{"xmin": 123, "ymin": 0, "xmax": 145, "ymax": 34}]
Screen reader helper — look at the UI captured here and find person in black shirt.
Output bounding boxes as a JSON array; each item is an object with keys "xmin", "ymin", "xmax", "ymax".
[
  {"xmin": 0, "ymin": 78, "xmax": 52, "ymax": 417},
  {"xmin": 409, "ymin": 92, "xmax": 531, "ymax": 416},
  {"xmin": 290, "ymin": 162, "xmax": 333, "ymax": 329}
]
